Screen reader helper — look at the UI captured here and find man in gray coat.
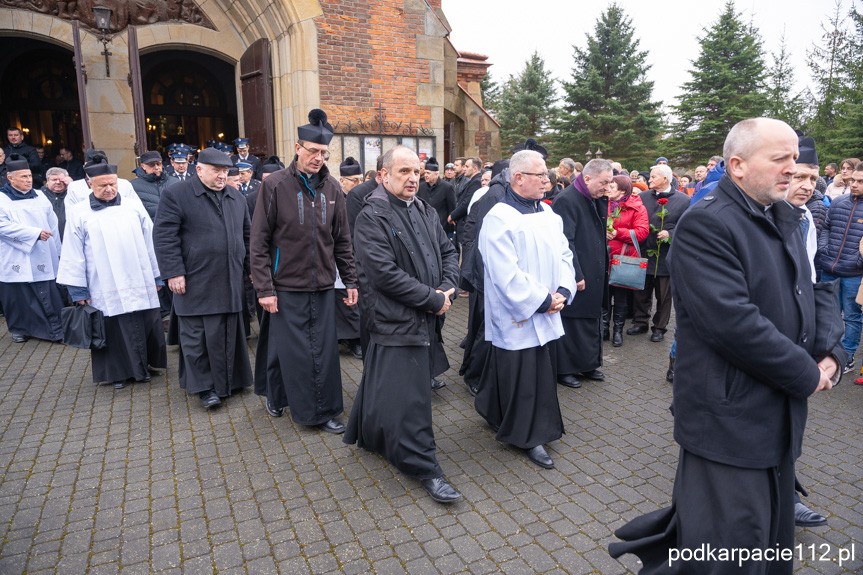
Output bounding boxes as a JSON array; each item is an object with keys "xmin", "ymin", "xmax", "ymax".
[{"xmin": 153, "ymin": 147, "xmax": 253, "ymax": 409}]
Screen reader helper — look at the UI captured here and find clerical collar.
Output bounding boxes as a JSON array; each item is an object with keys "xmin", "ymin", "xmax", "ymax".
[
  {"xmin": 387, "ymin": 190, "xmax": 414, "ymax": 208},
  {"xmin": 504, "ymin": 185, "xmax": 541, "ymax": 214},
  {"xmin": 89, "ymin": 192, "xmax": 122, "ymax": 210},
  {"xmin": 0, "ymin": 183, "xmax": 37, "ymax": 201},
  {"xmin": 653, "ymin": 187, "xmax": 672, "ymax": 196}
]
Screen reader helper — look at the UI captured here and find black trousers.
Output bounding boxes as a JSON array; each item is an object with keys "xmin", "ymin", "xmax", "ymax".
[{"xmin": 632, "ymin": 275, "xmax": 672, "ymax": 333}]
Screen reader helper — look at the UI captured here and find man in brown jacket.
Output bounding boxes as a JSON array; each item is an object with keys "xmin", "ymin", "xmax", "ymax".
[{"xmin": 250, "ymin": 109, "xmax": 357, "ymax": 434}]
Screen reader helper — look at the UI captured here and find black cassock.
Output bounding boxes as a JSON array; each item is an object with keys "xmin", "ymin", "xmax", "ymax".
[
  {"xmin": 334, "ymin": 288, "xmax": 360, "ymax": 341},
  {"xmin": 0, "ymin": 280, "xmax": 64, "ymax": 341},
  {"xmin": 92, "ymin": 308, "xmax": 166, "ymax": 383},
  {"xmin": 345, "ymin": 192, "xmax": 454, "ymax": 479},
  {"xmin": 263, "ymin": 290, "xmax": 343, "ymax": 425}
]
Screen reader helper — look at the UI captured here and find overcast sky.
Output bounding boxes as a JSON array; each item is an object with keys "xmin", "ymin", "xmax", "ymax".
[{"xmin": 443, "ymin": 0, "xmax": 843, "ymax": 115}]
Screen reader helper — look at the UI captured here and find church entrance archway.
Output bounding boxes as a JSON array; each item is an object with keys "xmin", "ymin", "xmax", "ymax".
[
  {"xmin": 0, "ymin": 36, "xmax": 81, "ymax": 162},
  {"xmin": 139, "ymin": 50, "xmax": 237, "ymax": 155}
]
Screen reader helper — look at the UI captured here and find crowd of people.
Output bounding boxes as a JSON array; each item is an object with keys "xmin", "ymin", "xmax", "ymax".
[{"xmin": 0, "ymin": 112, "xmax": 856, "ymax": 571}]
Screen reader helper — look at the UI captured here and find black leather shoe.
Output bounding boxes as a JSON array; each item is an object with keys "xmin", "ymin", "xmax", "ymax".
[
  {"xmin": 626, "ymin": 325, "xmax": 648, "ymax": 335},
  {"xmin": 431, "ymin": 378, "xmax": 446, "ymax": 390},
  {"xmin": 650, "ymin": 331, "xmax": 665, "ymax": 342},
  {"xmin": 113, "ymin": 381, "xmax": 127, "ymax": 389},
  {"xmin": 420, "ymin": 476, "xmax": 463, "ymax": 503},
  {"xmin": 468, "ymin": 383, "xmax": 479, "ymax": 396},
  {"xmin": 200, "ymin": 391, "xmax": 221, "ymax": 409},
  {"xmin": 557, "ymin": 374, "xmax": 582, "ymax": 388},
  {"xmin": 580, "ymin": 369, "xmax": 604, "ymax": 381},
  {"xmin": 794, "ymin": 502, "xmax": 827, "ymax": 527},
  {"xmin": 612, "ymin": 328, "xmax": 623, "ymax": 347},
  {"xmin": 349, "ymin": 342, "xmax": 363, "ymax": 359},
  {"xmin": 11, "ymin": 334, "xmax": 28, "ymax": 343},
  {"xmin": 527, "ymin": 445, "xmax": 554, "ymax": 469},
  {"xmin": 320, "ymin": 419, "xmax": 346, "ymax": 434},
  {"xmin": 265, "ymin": 398, "xmax": 283, "ymax": 418},
  {"xmin": 136, "ymin": 374, "xmax": 152, "ymax": 383}
]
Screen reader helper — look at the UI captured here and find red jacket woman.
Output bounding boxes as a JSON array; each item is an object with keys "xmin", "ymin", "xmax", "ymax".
[{"xmin": 605, "ymin": 175, "xmax": 649, "ymax": 347}]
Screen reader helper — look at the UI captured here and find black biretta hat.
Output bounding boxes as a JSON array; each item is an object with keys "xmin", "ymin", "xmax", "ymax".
[
  {"xmin": 83, "ymin": 154, "xmax": 118, "ymax": 177},
  {"xmin": 425, "ymin": 156, "xmax": 440, "ymax": 171},
  {"xmin": 340, "ymin": 157, "xmax": 362, "ymax": 177},
  {"xmin": 512, "ymin": 138, "xmax": 548, "ymax": 160},
  {"xmin": 5, "ymin": 153, "xmax": 29, "ymax": 172},
  {"xmin": 297, "ymin": 109, "xmax": 334, "ymax": 145},
  {"xmin": 798, "ymin": 136, "xmax": 819, "ymax": 166}
]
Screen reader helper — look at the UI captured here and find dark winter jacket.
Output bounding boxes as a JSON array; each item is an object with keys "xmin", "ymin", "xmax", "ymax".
[
  {"xmin": 818, "ymin": 193, "xmax": 863, "ymax": 277},
  {"xmin": 131, "ymin": 168, "xmax": 171, "ymax": 220},
  {"xmin": 551, "ymin": 177, "xmax": 609, "ymax": 319},
  {"xmin": 353, "ymin": 185, "xmax": 460, "ymax": 347},
  {"xmin": 451, "ymin": 173, "xmax": 483, "ymax": 240},
  {"xmin": 249, "ymin": 159, "xmax": 356, "ymax": 296},
  {"xmin": 460, "ymin": 170, "xmax": 509, "ymax": 292},
  {"xmin": 345, "ymin": 178, "xmax": 378, "ymax": 236},
  {"xmin": 669, "ymin": 174, "xmax": 846, "ymax": 469},
  {"xmin": 417, "ymin": 178, "xmax": 456, "ymax": 234},
  {"xmin": 152, "ymin": 177, "xmax": 250, "ymax": 316},
  {"xmin": 638, "ymin": 188, "xmax": 690, "ymax": 276}
]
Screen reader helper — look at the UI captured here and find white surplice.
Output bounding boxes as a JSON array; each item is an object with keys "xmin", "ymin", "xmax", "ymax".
[
  {"xmin": 57, "ymin": 197, "xmax": 160, "ymax": 317},
  {"xmin": 479, "ymin": 202, "xmax": 576, "ymax": 351},
  {"xmin": 65, "ymin": 178, "xmax": 146, "ymax": 214},
  {"xmin": 0, "ymin": 189, "xmax": 61, "ymax": 283}
]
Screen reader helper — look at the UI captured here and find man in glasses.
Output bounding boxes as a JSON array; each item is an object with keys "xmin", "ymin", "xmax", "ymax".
[
  {"xmin": 551, "ymin": 159, "xmax": 614, "ymax": 388},
  {"xmin": 250, "ymin": 108, "xmax": 357, "ymax": 434}
]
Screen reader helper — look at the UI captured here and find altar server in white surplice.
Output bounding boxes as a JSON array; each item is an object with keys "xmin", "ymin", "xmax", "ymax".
[
  {"xmin": 475, "ymin": 149, "xmax": 576, "ymax": 470},
  {"xmin": 57, "ymin": 157, "xmax": 166, "ymax": 390},
  {"xmin": 0, "ymin": 153, "xmax": 64, "ymax": 343}
]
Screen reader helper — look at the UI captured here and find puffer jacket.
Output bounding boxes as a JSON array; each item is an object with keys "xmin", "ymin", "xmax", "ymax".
[
  {"xmin": 608, "ymin": 193, "xmax": 650, "ymax": 259},
  {"xmin": 818, "ymin": 193, "xmax": 863, "ymax": 277},
  {"xmin": 131, "ymin": 168, "xmax": 171, "ymax": 220}
]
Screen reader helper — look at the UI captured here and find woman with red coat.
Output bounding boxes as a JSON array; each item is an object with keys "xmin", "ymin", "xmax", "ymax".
[{"xmin": 605, "ymin": 175, "xmax": 649, "ymax": 347}]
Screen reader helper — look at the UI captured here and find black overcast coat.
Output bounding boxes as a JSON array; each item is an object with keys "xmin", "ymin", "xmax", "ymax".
[
  {"xmin": 353, "ymin": 185, "xmax": 460, "ymax": 347},
  {"xmin": 637, "ymin": 188, "xmax": 690, "ymax": 276},
  {"xmin": 669, "ymin": 175, "xmax": 846, "ymax": 469},
  {"xmin": 152, "ymin": 177, "xmax": 250, "ymax": 316},
  {"xmin": 551, "ymin": 184, "xmax": 609, "ymax": 319}
]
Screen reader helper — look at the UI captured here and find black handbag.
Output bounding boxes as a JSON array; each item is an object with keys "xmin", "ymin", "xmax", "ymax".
[
  {"xmin": 608, "ymin": 229, "xmax": 648, "ymax": 291},
  {"xmin": 812, "ymin": 279, "xmax": 844, "ymax": 360},
  {"xmin": 61, "ymin": 304, "xmax": 107, "ymax": 350}
]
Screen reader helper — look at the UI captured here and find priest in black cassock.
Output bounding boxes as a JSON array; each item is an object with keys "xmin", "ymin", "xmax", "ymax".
[
  {"xmin": 57, "ymin": 159, "xmax": 166, "ymax": 389},
  {"xmin": 153, "ymin": 147, "xmax": 253, "ymax": 409},
  {"xmin": 335, "ymin": 157, "xmax": 364, "ymax": 359},
  {"xmin": 345, "ymin": 145, "xmax": 462, "ymax": 503},
  {"xmin": 551, "ymin": 159, "xmax": 614, "ymax": 388},
  {"xmin": 250, "ymin": 109, "xmax": 356, "ymax": 433},
  {"xmin": 416, "ymin": 157, "xmax": 456, "ymax": 236},
  {"xmin": 476, "ymin": 149, "xmax": 576, "ymax": 470},
  {"xmin": 0, "ymin": 154, "xmax": 64, "ymax": 343}
]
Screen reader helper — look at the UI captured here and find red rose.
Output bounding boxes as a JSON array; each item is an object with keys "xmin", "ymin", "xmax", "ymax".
[{"xmin": 657, "ymin": 198, "xmax": 669, "ymax": 205}]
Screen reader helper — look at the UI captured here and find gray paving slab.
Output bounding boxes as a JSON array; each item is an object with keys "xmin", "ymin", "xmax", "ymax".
[{"xmin": 1, "ymin": 297, "xmax": 862, "ymax": 573}]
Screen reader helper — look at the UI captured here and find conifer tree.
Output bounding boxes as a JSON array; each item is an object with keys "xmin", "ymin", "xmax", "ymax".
[
  {"xmin": 552, "ymin": 3, "xmax": 661, "ymax": 167},
  {"xmin": 479, "ymin": 73, "xmax": 500, "ymax": 118},
  {"xmin": 495, "ymin": 52, "xmax": 558, "ymax": 151},
  {"xmin": 671, "ymin": 1, "xmax": 768, "ymax": 163},
  {"xmin": 807, "ymin": 0, "xmax": 849, "ymax": 145},
  {"xmin": 765, "ymin": 31, "xmax": 811, "ymax": 130}
]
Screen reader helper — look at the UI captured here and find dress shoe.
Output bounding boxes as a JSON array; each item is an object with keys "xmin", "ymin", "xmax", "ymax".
[
  {"xmin": 612, "ymin": 327, "xmax": 623, "ymax": 347},
  {"xmin": 527, "ymin": 445, "xmax": 554, "ymax": 469},
  {"xmin": 265, "ymin": 398, "xmax": 284, "ymax": 418},
  {"xmin": 348, "ymin": 342, "xmax": 363, "ymax": 359},
  {"xmin": 650, "ymin": 331, "xmax": 665, "ymax": 342},
  {"xmin": 626, "ymin": 325, "xmax": 648, "ymax": 335},
  {"xmin": 200, "ymin": 391, "xmax": 222, "ymax": 409},
  {"xmin": 557, "ymin": 374, "xmax": 582, "ymax": 388},
  {"xmin": 113, "ymin": 381, "xmax": 127, "ymax": 389},
  {"xmin": 420, "ymin": 476, "xmax": 463, "ymax": 503},
  {"xmin": 666, "ymin": 356, "xmax": 675, "ymax": 384},
  {"xmin": 137, "ymin": 374, "xmax": 152, "ymax": 383},
  {"xmin": 794, "ymin": 501, "xmax": 827, "ymax": 527},
  {"xmin": 579, "ymin": 369, "xmax": 604, "ymax": 381},
  {"xmin": 468, "ymin": 383, "xmax": 479, "ymax": 396},
  {"xmin": 11, "ymin": 334, "xmax": 28, "ymax": 343},
  {"xmin": 431, "ymin": 378, "xmax": 446, "ymax": 390},
  {"xmin": 320, "ymin": 419, "xmax": 346, "ymax": 434}
]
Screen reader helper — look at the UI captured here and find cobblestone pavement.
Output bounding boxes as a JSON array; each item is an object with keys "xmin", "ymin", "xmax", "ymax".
[{"xmin": 1, "ymin": 298, "xmax": 862, "ymax": 574}]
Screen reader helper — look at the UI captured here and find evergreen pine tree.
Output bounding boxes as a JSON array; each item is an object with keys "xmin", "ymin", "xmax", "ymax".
[
  {"xmin": 479, "ymin": 73, "xmax": 500, "ymax": 117},
  {"xmin": 807, "ymin": 0, "xmax": 849, "ymax": 147},
  {"xmin": 829, "ymin": 1, "xmax": 863, "ymax": 158},
  {"xmin": 495, "ymin": 52, "xmax": 558, "ymax": 151},
  {"xmin": 671, "ymin": 0, "xmax": 768, "ymax": 163},
  {"xmin": 551, "ymin": 3, "xmax": 661, "ymax": 167},
  {"xmin": 765, "ymin": 30, "xmax": 811, "ymax": 130}
]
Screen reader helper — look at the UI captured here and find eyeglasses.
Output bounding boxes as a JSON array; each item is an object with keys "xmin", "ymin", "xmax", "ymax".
[
  {"xmin": 520, "ymin": 172, "xmax": 550, "ymax": 181},
  {"xmin": 298, "ymin": 142, "xmax": 330, "ymax": 160}
]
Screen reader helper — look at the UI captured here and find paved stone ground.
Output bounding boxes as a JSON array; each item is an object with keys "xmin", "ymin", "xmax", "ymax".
[{"xmin": 1, "ymin": 298, "xmax": 862, "ymax": 574}]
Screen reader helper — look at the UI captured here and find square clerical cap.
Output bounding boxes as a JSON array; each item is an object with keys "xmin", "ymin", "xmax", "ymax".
[
  {"xmin": 227, "ymin": 167, "xmax": 240, "ymax": 177},
  {"xmin": 340, "ymin": 157, "xmax": 362, "ymax": 177},
  {"xmin": 297, "ymin": 108, "xmax": 334, "ymax": 145},
  {"xmin": 797, "ymin": 136, "xmax": 819, "ymax": 166},
  {"xmin": 234, "ymin": 138, "xmax": 249, "ymax": 147},
  {"xmin": 5, "ymin": 154, "xmax": 30, "ymax": 172},
  {"xmin": 83, "ymin": 156, "xmax": 118, "ymax": 177},
  {"xmin": 197, "ymin": 147, "xmax": 234, "ymax": 167},
  {"xmin": 424, "ymin": 156, "xmax": 440, "ymax": 171}
]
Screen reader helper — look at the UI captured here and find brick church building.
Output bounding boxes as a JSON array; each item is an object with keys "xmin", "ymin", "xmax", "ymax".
[{"xmin": 0, "ymin": 0, "xmax": 500, "ymax": 175}]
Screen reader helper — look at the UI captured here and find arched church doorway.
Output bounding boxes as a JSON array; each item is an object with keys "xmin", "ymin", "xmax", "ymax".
[
  {"xmin": 140, "ymin": 50, "xmax": 238, "ymax": 155},
  {"xmin": 0, "ymin": 36, "xmax": 82, "ymax": 163}
]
